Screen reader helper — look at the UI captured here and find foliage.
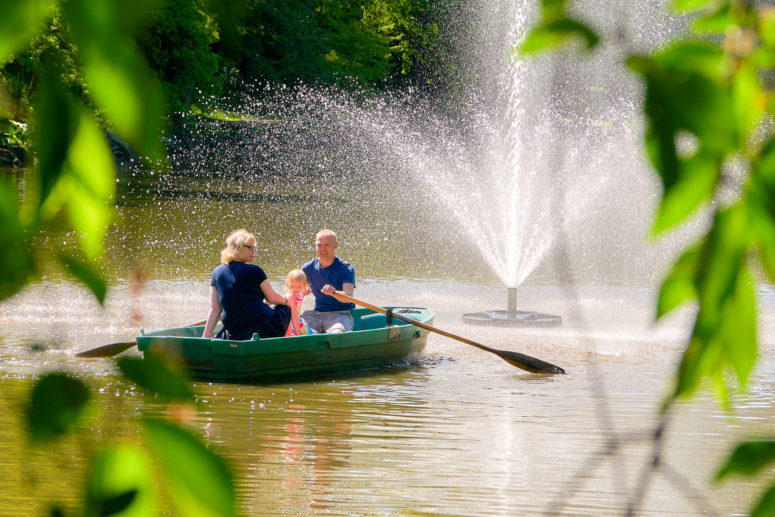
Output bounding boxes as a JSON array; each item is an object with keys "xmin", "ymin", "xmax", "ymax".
[
  {"xmin": 137, "ymin": 0, "xmax": 222, "ymax": 112},
  {"xmin": 24, "ymin": 359, "xmax": 238, "ymax": 516},
  {"xmin": 0, "ymin": 10, "xmax": 83, "ymax": 121},
  {"xmin": 220, "ymin": 0, "xmax": 439, "ymax": 88},
  {"xmin": 117, "ymin": 355, "xmax": 196, "ymax": 402},
  {"xmin": 520, "ymin": 0, "xmax": 598, "ymax": 54},
  {"xmin": 0, "ymin": 0, "xmax": 165, "ymax": 303},
  {"xmin": 26, "ymin": 372, "xmax": 90, "ymax": 443},
  {"xmin": 1, "ymin": 0, "xmax": 444, "ymax": 148},
  {"xmin": 523, "ymin": 0, "xmax": 775, "ymax": 513}
]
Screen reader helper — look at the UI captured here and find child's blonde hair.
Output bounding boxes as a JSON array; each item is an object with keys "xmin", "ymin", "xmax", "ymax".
[
  {"xmin": 220, "ymin": 229, "xmax": 255, "ymax": 264},
  {"xmin": 286, "ymin": 268, "xmax": 308, "ymax": 288}
]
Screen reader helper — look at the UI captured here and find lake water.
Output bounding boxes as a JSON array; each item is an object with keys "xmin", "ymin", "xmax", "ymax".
[{"xmin": 1, "ymin": 168, "xmax": 774, "ymax": 516}]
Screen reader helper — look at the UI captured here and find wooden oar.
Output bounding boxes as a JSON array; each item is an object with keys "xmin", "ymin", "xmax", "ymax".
[
  {"xmin": 75, "ymin": 319, "xmax": 208, "ymax": 359},
  {"xmin": 332, "ymin": 291, "xmax": 565, "ymax": 375}
]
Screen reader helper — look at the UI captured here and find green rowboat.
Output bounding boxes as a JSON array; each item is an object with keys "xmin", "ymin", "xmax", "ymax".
[{"xmin": 136, "ymin": 306, "xmax": 433, "ymax": 382}]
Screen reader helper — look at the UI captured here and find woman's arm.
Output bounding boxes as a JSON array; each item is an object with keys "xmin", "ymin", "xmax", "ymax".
[
  {"xmin": 202, "ymin": 286, "xmax": 221, "ymax": 338},
  {"xmin": 260, "ymin": 279, "xmax": 288, "ymax": 305}
]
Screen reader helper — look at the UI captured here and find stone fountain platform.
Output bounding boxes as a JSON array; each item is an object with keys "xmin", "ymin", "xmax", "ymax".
[
  {"xmin": 461, "ymin": 287, "xmax": 562, "ymax": 327},
  {"xmin": 461, "ymin": 309, "xmax": 562, "ymax": 327}
]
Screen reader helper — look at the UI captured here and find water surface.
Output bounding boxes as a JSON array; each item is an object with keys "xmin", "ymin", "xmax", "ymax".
[{"xmin": 2, "ymin": 274, "xmax": 773, "ymax": 516}]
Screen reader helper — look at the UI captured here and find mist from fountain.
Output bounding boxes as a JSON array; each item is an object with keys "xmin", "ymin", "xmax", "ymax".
[{"xmin": 153, "ymin": 0, "xmax": 695, "ymax": 291}]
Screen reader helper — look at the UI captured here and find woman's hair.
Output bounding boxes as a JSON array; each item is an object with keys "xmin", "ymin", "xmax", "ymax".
[
  {"xmin": 220, "ymin": 229, "xmax": 255, "ymax": 264},
  {"xmin": 286, "ymin": 268, "xmax": 308, "ymax": 287}
]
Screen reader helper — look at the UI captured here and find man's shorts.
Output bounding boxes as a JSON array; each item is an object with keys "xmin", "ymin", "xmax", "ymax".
[{"xmin": 302, "ymin": 310, "xmax": 354, "ymax": 333}]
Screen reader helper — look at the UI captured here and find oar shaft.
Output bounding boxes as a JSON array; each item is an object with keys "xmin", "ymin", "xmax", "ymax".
[
  {"xmin": 332, "ymin": 291, "xmax": 564, "ymax": 374},
  {"xmin": 335, "ymin": 292, "xmax": 494, "ymax": 353}
]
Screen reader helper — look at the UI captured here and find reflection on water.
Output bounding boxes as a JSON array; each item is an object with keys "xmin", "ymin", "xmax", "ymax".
[{"xmin": 1, "ymin": 277, "xmax": 774, "ymax": 515}]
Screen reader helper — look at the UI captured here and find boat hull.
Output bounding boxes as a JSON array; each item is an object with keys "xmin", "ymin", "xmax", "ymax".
[{"xmin": 136, "ymin": 307, "xmax": 433, "ymax": 382}]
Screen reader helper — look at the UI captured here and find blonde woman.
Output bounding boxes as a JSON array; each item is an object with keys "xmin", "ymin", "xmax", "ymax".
[{"xmin": 203, "ymin": 229, "xmax": 291, "ymax": 340}]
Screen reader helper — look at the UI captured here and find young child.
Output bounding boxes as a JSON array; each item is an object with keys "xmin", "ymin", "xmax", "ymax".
[{"xmin": 285, "ymin": 269, "xmax": 310, "ymax": 336}]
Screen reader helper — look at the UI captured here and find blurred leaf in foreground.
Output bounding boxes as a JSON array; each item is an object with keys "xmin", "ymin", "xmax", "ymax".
[
  {"xmin": 145, "ymin": 418, "xmax": 237, "ymax": 517},
  {"xmin": 117, "ymin": 355, "xmax": 195, "ymax": 402},
  {"xmin": 84, "ymin": 444, "xmax": 157, "ymax": 517},
  {"xmin": 26, "ymin": 372, "xmax": 90, "ymax": 443}
]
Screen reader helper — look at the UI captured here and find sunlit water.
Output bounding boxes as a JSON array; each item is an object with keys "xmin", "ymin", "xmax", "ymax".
[{"xmin": 2, "ymin": 272, "xmax": 775, "ymax": 515}]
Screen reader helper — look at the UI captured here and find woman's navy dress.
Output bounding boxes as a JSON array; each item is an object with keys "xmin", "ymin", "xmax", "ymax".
[{"xmin": 210, "ymin": 261, "xmax": 291, "ymax": 340}]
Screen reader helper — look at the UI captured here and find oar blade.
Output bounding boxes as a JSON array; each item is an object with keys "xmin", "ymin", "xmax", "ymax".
[
  {"xmin": 497, "ymin": 349, "xmax": 565, "ymax": 375},
  {"xmin": 75, "ymin": 319, "xmax": 205, "ymax": 359},
  {"xmin": 75, "ymin": 341, "xmax": 136, "ymax": 358}
]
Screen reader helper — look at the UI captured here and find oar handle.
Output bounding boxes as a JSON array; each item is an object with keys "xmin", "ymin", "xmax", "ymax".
[{"xmin": 332, "ymin": 291, "xmax": 565, "ymax": 375}]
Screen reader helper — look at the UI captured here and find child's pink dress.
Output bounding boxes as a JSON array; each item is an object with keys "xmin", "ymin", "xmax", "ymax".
[{"xmin": 285, "ymin": 295, "xmax": 307, "ymax": 336}]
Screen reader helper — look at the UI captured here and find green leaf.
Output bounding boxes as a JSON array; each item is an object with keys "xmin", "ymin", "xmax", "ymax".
[
  {"xmin": 117, "ymin": 355, "xmax": 195, "ymax": 402},
  {"xmin": 760, "ymin": 9, "xmax": 775, "ymax": 47},
  {"xmin": 61, "ymin": 109, "xmax": 116, "ymax": 259},
  {"xmin": 657, "ymin": 243, "xmax": 700, "ymax": 318},
  {"xmin": 672, "ymin": 0, "xmax": 714, "ymax": 13},
  {"xmin": 750, "ymin": 47, "xmax": 775, "ymax": 69},
  {"xmin": 520, "ymin": 26, "xmax": 565, "ymax": 54},
  {"xmin": 33, "ymin": 62, "xmax": 79, "ymax": 215},
  {"xmin": 520, "ymin": 18, "xmax": 598, "ymax": 54},
  {"xmin": 33, "ymin": 60, "xmax": 115, "ymax": 260},
  {"xmin": 0, "ymin": 181, "xmax": 34, "ymax": 301},
  {"xmin": 625, "ymin": 55, "xmax": 652, "ymax": 74},
  {"xmin": 58, "ymin": 253, "xmax": 107, "ymax": 305},
  {"xmin": 62, "ymin": 0, "xmax": 166, "ymax": 161},
  {"xmin": 540, "ymin": 0, "xmax": 568, "ymax": 17},
  {"xmin": 671, "ymin": 206, "xmax": 755, "ymax": 403},
  {"xmin": 632, "ymin": 43, "xmax": 737, "ymax": 218},
  {"xmin": 693, "ymin": 208, "xmax": 747, "ymax": 342},
  {"xmin": 731, "ymin": 61, "xmax": 765, "ymax": 141},
  {"xmin": 659, "ymin": 68, "xmax": 735, "ymax": 153},
  {"xmin": 716, "ymin": 440, "xmax": 775, "ymax": 480},
  {"xmin": 749, "ymin": 139, "xmax": 775, "ymax": 281},
  {"xmin": 145, "ymin": 419, "xmax": 237, "ymax": 517},
  {"xmin": 692, "ymin": 3, "xmax": 733, "ymax": 34},
  {"xmin": 718, "ymin": 265, "xmax": 757, "ymax": 385},
  {"xmin": 85, "ymin": 444, "xmax": 158, "ymax": 517},
  {"xmin": 26, "ymin": 373, "xmax": 90, "ymax": 443},
  {"xmin": 652, "ymin": 41, "xmax": 727, "ymax": 78},
  {"xmin": 651, "ymin": 151, "xmax": 719, "ymax": 235},
  {"xmin": 0, "ymin": 0, "xmax": 57, "ymax": 65},
  {"xmin": 752, "ymin": 483, "xmax": 775, "ymax": 517},
  {"xmin": 670, "ymin": 332, "xmax": 723, "ymax": 405}
]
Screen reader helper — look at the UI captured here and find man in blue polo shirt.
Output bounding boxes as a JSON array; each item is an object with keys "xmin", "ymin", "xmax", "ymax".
[{"xmin": 301, "ymin": 229, "xmax": 355, "ymax": 333}]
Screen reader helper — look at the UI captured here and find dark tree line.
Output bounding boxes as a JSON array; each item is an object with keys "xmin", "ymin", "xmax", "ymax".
[{"xmin": 0, "ymin": 0, "xmax": 459, "ymax": 156}]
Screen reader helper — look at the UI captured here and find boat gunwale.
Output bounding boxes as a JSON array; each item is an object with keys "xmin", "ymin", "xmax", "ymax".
[{"xmin": 136, "ymin": 306, "xmax": 434, "ymax": 354}]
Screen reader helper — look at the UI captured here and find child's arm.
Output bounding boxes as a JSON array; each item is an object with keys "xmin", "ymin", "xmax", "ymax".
[{"xmin": 289, "ymin": 297, "xmax": 302, "ymax": 336}]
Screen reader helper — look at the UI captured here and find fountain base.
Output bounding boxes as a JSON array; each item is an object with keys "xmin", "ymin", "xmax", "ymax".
[
  {"xmin": 461, "ymin": 309, "xmax": 562, "ymax": 327},
  {"xmin": 461, "ymin": 287, "xmax": 562, "ymax": 327}
]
